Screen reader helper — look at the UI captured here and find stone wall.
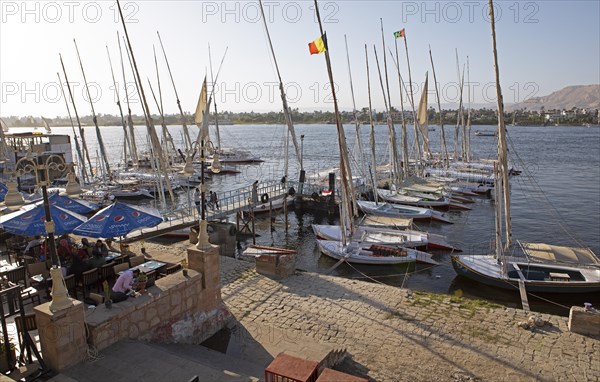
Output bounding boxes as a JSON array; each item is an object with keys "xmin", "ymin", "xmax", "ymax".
[{"xmin": 85, "ymin": 246, "xmax": 230, "ymax": 352}]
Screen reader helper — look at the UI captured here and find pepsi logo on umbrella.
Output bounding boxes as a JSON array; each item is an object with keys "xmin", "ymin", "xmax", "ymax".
[
  {"xmin": 96, "ymin": 215, "xmax": 108, "ymax": 222},
  {"xmin": 22, "ymin": 213, "xmax": 34, "ymax": 220},
  {"xmin": 114, "ymin": 215, "xmax": 125, "ymax": 222}
]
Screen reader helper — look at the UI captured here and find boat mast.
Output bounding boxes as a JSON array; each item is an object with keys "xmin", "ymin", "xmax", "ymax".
[
  {"xmin": 157, "ymin": 31, "xmax": 193, "ymax": 153},
  {"xmin": 57, "ymin": 72, "xmax": 88, "ymax": 183},
  {"xmin": 466, "ymin": 56, "xmax": 472, "ymax": 162},
  {"xmin": 493, "ymin": 161, "xmax": 505, "ymax": 274},
  {"xmin": 152, "ymin": 45, "xmax": 177, "ymax": 162},
  {"xmin": 344, "ymin": 35, "xmax": 367, "ymax": 180},
  {"xmin": 373, "ymin": 46, "xmax": 397, "ymax": 190},
  {"xmin": 208, "ymin": 44, "xmax": 222, "ymax": 151},
  {"xmin": 401, "ymin": 28, "xmax": 423, "ymax": 170},
  {"xmin": 59, "ymin": 54, "xmax": 94, "ymax": 178},
  {"xmin": 393, "ymin": 39, "xmax": 410, "ymax": 178},
  {"xmin": 416, "ymin": 72, "xmax": 431, "ymax": 159},
  {"xmin": 118, "ymin": 31, "xmax": 139, "ymax": 168},
  {"xmin": 489, "ymin": 0, "xmax": 512, "ymax": 248},
  {"xmin": 106, "ymin": 46, "xmax": 132, "ymax": 170},
  {"xmin": 454, "ymin": 50, "xmax": 464, "ymax": 161},
  {"xmin": 365, "ymin": 44, "xmax": 379, "ymax": 203},
  {"xmin": 380, "ymin": 19, "xmax": 403, "ymax": 186},
  {"xmin": 258, "ymin": 0, "xmax": 302, "ymax": 166},
  {"xmin": 116, "ymin": 0, "xmax": 175, "ymax": 203},
  {"xmin": 312, "ymin": 0, "xmax": 356, "ymax": 243},
  {"xmin": 428, "ymin": 46, "xmax": 449, "ymax": 167},
  {"xmin": 74, "ymin": 39, "xmax": 111, "ymax": 178}
]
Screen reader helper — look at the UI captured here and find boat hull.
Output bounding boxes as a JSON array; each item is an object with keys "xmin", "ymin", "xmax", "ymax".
[{"xmin": 452, "ymin": 256, "xmax": 600, "ymax": 294}]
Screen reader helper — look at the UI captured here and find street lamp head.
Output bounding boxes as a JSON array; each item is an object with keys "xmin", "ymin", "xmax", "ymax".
[
  {"xmin": 3, "ymin": 180, "xmax": 25, "ymax": 210},
  {"xmin": 210, "ymin": 152, "xmax": 222, "ymax": 174},
  {"xmin": 65, "ymin": 170, "xmax": 82, "ymax": 197},
  {"xmin": 182, "ymin": 156, "xmax": 195, "ymax": 177}
]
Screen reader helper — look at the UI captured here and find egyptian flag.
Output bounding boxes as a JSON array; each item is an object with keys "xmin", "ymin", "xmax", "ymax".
[
  {"xmin": 308, "ymin": 33, "xmax": 327, "ymax": 55},
  {"xmin": 393, "ymin": 29, "xmax": 405, "ymax": 39}
]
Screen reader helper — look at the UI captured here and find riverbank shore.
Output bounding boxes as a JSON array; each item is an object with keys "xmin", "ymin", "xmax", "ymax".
[{"xmin": 133, "ymin": 239, "xmax": 599, "ymax": 381}]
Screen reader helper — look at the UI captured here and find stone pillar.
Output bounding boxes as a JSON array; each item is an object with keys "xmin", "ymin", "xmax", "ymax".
[
  {"xmin": 34, "ymin": 300, "xmax": 87, "ymax": 372},
  {"xmin": 187, "ymin": 245, "xmax": 221, "ymax": 310}
]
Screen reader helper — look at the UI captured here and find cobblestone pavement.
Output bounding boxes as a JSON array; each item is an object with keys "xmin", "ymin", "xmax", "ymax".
[{"xmin": 220, "ymin": 257, "xmax": 600, "ymax": 382}]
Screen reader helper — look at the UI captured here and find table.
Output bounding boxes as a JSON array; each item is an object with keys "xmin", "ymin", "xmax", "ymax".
[
  {"xmin": 133, "ymin": 261, "xmax": 166, "ymax": 274},
  {"xmin": 0, "ymin": 262, "xmax": 19, "ymax": 274},
  {"xmin": 105, "ymin": 252, "xmax": 122, "ymax": 262},
  {"xmin": 119, "ymin": 261, "xmax": 167, "ymax": 275}
]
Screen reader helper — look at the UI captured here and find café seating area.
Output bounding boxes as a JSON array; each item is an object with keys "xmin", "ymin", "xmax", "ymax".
[{"xmin": 1, "ymin": 233, "xmax": 180, "ymax": 308}]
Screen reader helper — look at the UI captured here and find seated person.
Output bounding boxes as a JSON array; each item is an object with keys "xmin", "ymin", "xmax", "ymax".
[
  {"xmin": 59, "ymin": 234, "xmax": 75, "ymax": 246},
  {"xmin": 105, "ymin": 238, "xmax": 117, "ymax": 252},
  {"xmin": 111, "ymin": 268, "xmax": 140, "ymax": 303},
  {"xmin": 119, "ymin": 242, "xmax": 135, "ymax": 257},
  {"xmin": 92, "ymin": 240, "xmax": 109, "ymax": 257},
  {"xmin": 57, "ymin": 239, "xmax": 75, "ymax": 264},
  {"xmin": 77, "ymin": 237, "xmax": 93, "ymax": 260},
  {"xmin": 68, "ymin": 253, "xmax": 90, "ymax": 281},
  {"xmin": 87, "ymin": 251, "xmax": 106, "ymax": 269},
  {"xmin": 24, "ymin": 235, "xmax": 45, "ymax": 253}
]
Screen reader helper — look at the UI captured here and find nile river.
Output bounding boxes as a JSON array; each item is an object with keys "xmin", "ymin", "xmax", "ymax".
[{"xmin": 48, "ymin": 123, "xmax": 600, "ymax": 315}]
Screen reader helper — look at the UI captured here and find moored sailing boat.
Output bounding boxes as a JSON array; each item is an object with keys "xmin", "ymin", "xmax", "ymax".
[{"xmin": 451, "ymin": 0, "xmax": 600, "ymax": 294}]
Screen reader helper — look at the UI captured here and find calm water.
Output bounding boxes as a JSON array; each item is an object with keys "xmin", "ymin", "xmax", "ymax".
[{"xmin": 48, "ymin": 123, "xmax": 600, "ymax": 315}]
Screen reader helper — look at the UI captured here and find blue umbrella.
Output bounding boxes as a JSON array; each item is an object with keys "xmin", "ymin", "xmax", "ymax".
[
  {"xmin": 48, "ymin": 192, "xmax": 99, "ymax": 214},
  {"xmin": 0, "ymin": 183, "xmax": 7, "ymax": 202},
  {"xmin": 0, "ymin": 202, "xmax": 88, "ymax": 236},
  {"xmin": 72, "ymin": 202, "xmax": 163, "ymax": 238}
]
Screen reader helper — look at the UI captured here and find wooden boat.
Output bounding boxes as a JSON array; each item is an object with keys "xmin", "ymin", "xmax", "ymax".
[
  {"xmin": 452, "ymin": 244, "xmax": 600, "ymax": 293},
  {"xmin": 357, "ymin": 200, "xmax": 452, "ymax": 224},
  {"xmin": 316, "ymin": 240, "xmax": 438, "ymax": 265},
  {"xmin": 359, "ymin": 215, "xmax": 412, "ymax": 229},
  {"xmin": 452, "ymin": 0, "xmax": 600, "ymax": 295},
  {"xmin": 474, "ymin": 130, "xmax": 497, "ymax": 137},
  {"xmin": 377, "ymin": 189, "xmax": 451, "ymax": 209},
  {"xmin": 244, "ymin": 195, "xmax": 294, "ymax": 215},
  {"xmin": 312, "ymin": 224, "xmax": 460, "ymax": 252}
]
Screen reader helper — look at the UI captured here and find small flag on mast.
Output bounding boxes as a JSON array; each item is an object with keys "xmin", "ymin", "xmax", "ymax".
[
  {"xmin": 308, "ymin": 33, "xmax": 328, "ymax": 55},
  {"xmin": 393, "ymin": 29, "xmax": 405, "ymax": 39}
]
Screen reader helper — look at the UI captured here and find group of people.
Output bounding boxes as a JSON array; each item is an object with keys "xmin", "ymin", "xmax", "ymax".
[
  {"xmin": 21, "ymin": 233, "xmax": 148, "ymax": 305},
  {"xmin": 193, "ymin": 188, "xmax": 220, "ymax": 216},
  {"xmin": 56, "ymin": 237, "xmax": 113, "ymax": 279}
]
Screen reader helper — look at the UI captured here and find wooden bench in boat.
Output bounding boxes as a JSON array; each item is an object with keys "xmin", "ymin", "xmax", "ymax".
[
  {"xmin": 549, "ymin": 272, "xmax": 571, "ymax": 281},
  {"xmin": 368, "ymin": 245, "xmax": 408, "ymax": 257}
]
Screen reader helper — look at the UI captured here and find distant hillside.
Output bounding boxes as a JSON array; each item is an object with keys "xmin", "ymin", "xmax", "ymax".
[{"xmin": 509, "ymin": 85, "xmax": 599, "ymax": 111}]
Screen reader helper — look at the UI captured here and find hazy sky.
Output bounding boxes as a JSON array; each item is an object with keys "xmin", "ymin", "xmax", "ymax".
[{"xmin": 1, "ymin": 0, "xmax": 599, "ymax": 118}]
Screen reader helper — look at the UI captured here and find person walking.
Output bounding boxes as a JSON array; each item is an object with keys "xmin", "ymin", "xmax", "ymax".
[
  {"xmin": 207, "ymin": 191, "xmax": 215, "ymax": 210},
  {"xmin": 194, "ymin": 187, "xmax": 201, "ymax": 216},
  {"xmin": 251, "ymin": 180, "xmax": 258, "ymax": 204},
  {"xmin": 211, "ymin": 191, "xmax": 219, "ymax": 210}
]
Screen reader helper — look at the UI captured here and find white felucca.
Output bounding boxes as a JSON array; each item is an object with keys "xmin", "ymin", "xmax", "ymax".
[{"xmin": 451, "ymin": 0, "xmax": 600, "ymax": 294}]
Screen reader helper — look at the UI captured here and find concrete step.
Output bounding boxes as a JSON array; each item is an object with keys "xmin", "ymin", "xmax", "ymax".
[
  {"xmin": 149, "ymin": 342, "xmax": 264, "ymax": 380},
  {"xmin": 58, "ymin": 340, "xmax": 261, "ymax": 382}
]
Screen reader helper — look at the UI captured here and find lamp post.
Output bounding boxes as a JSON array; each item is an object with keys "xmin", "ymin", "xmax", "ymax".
[
  {"xmin": 3, "ymin": 153, "xmax": 81, "ymax": 311},
  {"xmin": 183, "ymin": 140, "xmax": 221, "ymax": 251}
]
